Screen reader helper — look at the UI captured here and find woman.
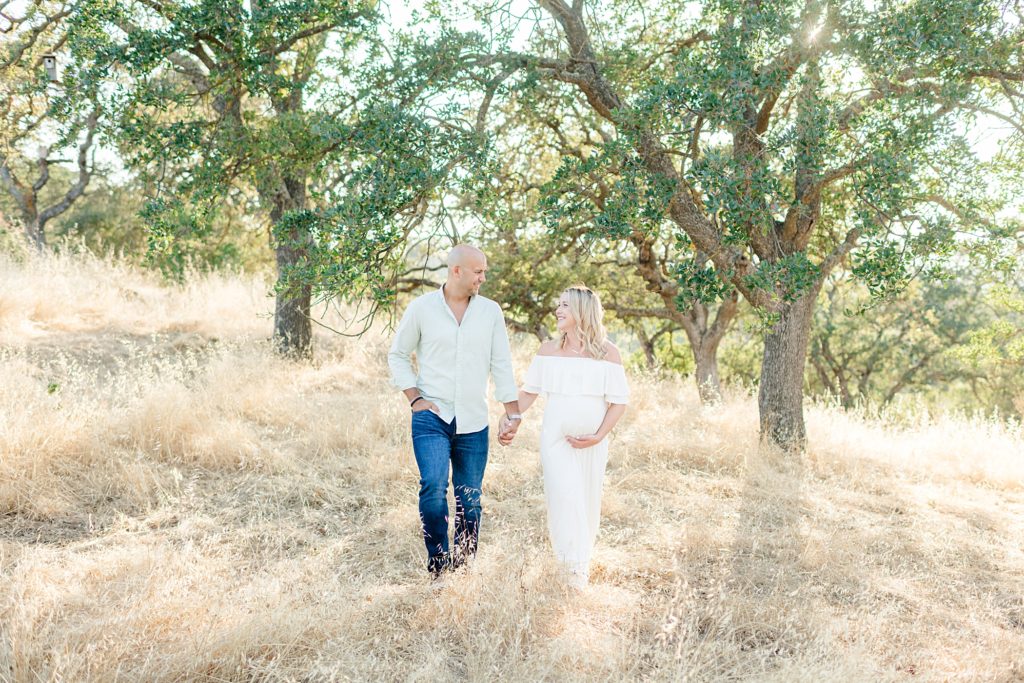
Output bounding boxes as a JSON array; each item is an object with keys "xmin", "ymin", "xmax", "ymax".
[{"xmin": 509, "ymin": 285, "xmax": 629, "ymax": 588}]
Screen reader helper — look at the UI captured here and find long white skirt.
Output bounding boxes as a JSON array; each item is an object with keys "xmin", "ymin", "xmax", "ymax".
[{"xmin": 540, "ymin": 392, "xmax": 610, "ymax": 586}]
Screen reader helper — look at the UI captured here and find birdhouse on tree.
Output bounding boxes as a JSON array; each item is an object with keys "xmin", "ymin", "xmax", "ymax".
[{"xmin": 42, "ymin": 54, "xmax": 58, "ymax": 83}]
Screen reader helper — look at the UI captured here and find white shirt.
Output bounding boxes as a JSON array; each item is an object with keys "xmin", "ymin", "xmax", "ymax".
[{"xmin": 388, "ymin": 286, "xmax": 518, "ymax": 434}]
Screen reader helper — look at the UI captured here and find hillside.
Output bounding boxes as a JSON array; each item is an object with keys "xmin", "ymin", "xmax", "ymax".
[{"xmin": 1, "ymin": 252, "xmax": 1022, "ymax": 682}]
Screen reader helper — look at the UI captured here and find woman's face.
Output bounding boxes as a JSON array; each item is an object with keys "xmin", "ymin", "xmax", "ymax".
[{"xmin": 555, "ymin": 293, "xmax": 576, "ymax": 333}]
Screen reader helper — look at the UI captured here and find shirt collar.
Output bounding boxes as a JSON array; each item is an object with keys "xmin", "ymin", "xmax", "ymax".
[{"xmin": 438, "ymin": 283, "xmax": 476, "ymax": 304}]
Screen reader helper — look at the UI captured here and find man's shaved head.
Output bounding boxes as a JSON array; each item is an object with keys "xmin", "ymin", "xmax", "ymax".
[{"xmin": 447, "ymin": 244, "xmax": 486, "ymax": 270}]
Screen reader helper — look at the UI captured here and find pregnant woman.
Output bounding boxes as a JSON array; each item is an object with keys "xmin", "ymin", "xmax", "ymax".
[{"xmin": 503, "ymin": 285, "xmax": 629, "ymax": 588}]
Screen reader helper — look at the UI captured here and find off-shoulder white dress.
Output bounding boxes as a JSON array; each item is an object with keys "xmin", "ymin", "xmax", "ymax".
[{"xmin": 522, "ymin": 355, "xmax": 630, "ymax": 586}]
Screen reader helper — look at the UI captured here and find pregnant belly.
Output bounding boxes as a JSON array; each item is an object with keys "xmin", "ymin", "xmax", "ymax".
[{"xmin": 543, "ymin": 394, "xmax": 607, "ymax": 437}]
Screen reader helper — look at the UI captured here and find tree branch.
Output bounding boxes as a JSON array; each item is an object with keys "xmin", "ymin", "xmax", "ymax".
[
  {"xmin": 0, "ymin": 6, "xmax": 72, "ymax": 69},
  {"xmin": 32, "ymin": 144, "xmax": 52, "ymax": 192},
  {"xmin": 819, "ymin": 226, "xmax": 863, "ymax": 277},
  {"xmin": 37, "ymin": 108, "xmax": 99, "ymax": 226},
  {"xmin": 923, "ymin": 193, "xmax": 999, "ymax": 230},
  {"xmin": 167, "ymin": 52, "xmax": 212, "ymax": 93},
  {"xmin": 0, "ymin": 159, "xmax": 29, "ymax": 212}
]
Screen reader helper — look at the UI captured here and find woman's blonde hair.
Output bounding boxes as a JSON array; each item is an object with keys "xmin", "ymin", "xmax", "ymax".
[{"xmin": 559, "ymin": 285, "xmax": 608, "ymax": 360}]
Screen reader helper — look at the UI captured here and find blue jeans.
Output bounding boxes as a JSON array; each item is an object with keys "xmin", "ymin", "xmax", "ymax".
[{"xmin": 410, "ymin": 411, "xmax": 489, "ymax": 571}]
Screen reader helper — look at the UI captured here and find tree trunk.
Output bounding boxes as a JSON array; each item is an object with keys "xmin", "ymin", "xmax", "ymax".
[
  {"xmin": 679, "ymin": 294, "xmax": 738, "ymax": 405},
  {"xmin": 633, "ymin": 326, "xmax": 658, "ymax": 371},
  {"xmin": 274, "ymin": 242, "xmax": 312, "ymax": 358},
  {"xmin": 269, "ymin": 176, "xmax": 312, "ymax": 359},
  {"xmin": 693, "ymin": 340, "xmax": 722, "ymax": 403},
  {"xmin": 25, "ymin": 216, "xmax": 46, "ymax": 252},
  {"xmin": 641, "ymin": 338, "xmax": 657, "ymax": 371},
  {"xmin": 758, "ymin": 286, "xmax": 820, "ymax": 451}
]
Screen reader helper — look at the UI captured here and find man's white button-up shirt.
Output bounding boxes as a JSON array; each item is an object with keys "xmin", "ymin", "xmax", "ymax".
[{"xmin": 388, "ymin": 286, "xmax": 518, "ymax": 434}]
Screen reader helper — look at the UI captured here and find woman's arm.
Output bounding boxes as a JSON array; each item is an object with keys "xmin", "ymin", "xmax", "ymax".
[
  {"xmin": 566, "ymin": 403, "xmax": 627, "ymax": 449},
  {"xmin": 499, "ymin": 343, "xmax": 554, "ymax": 445},
  {"xmin": 517, "ymin": 389, "xmax": 539, "ymax": 414}
]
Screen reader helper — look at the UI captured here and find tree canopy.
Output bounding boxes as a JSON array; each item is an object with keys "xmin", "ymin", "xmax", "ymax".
[
  {"xmin": 444, "ymin": 0, "xmax": 1023, "ymax": 447},
  {"xmin": 3, "ymin": 0, "xmax": 1022, "ymax": 441}
]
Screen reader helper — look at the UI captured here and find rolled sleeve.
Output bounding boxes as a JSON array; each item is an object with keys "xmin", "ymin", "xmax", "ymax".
[
  {"xmin": 388, "ymin": 303, "xmax": 420, "ymax": 391},
  {"xmin": 489, "ymin": 305, "xmax": 518, "ymax": 403}
]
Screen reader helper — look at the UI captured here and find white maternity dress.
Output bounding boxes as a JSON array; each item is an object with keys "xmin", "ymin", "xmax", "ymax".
[{"xmin": 522, "ymin": 355, "xmax": 630, "ymax": 586}]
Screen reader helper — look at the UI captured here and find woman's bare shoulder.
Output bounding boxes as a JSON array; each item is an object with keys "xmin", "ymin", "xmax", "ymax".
[
  {"xmin": 536, "ymin": 339, "xmax": 560, "ymax": 356},
  {"xmin": 603, "ymin": 340, "xmax": 623, "ymax": 365}
]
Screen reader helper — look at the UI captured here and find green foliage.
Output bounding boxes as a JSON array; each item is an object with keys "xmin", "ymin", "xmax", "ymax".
[
  {"xmin": 808, "ymin": 273, "xmax": 993, "ymax": 410},
  {"xmin": 62, "ymin": 0, "xmax": 496, "ymax": 319},
  {"xmin": 717, "ymin": 315, "xmax": 766, "ymax": 388},
  {"xmin": 672, "ymin": 257, "xmax": 731, "ymax": 309},
  {"xmin": 849, "ymin": 240, "xmax": 912, "ymax": 301},
  {"xmin": 625, "ymin": 331, "xmax": 696, "ymax": 377},
  {"xmin": 52, "ymin": 181, "xmax": 148, "ymax": 255},
  {"xmin": 46, "ymin": 178, "xmax": 270, "ymax": 270},
  {"xmin": 478, "ymin": 233, "xmax": 578, "ymax": 339},
  {"xmin": 512, "ymin": 0, "xmax": 1019, "ymax": 319},
  {"xmin": 459, "ymin": 0, "xmax": 1022, "ymax": 424},
  {"xmin": 536, "ymin": 137, "xmax": 737, "ymax": 316},
  {"xmin": 0, "ymin": 1, "xmax": 105, "ymax": 251},
  {"xmin": 538, "ymin": 137, "xmax": 676, "ymax": 241},
  {"xmin": 35, "ymin": 0, "xmax": 1024, "ymax": 420},
  {"xmin": 140, "ymin": 196, "xmax": 247, "ymax": 280},
  {"xmin": 686, "ymin": 149, "xmax": 780, "ymax": 245},
  {"xmin": 743, "ymin": 252, "xmax": 821, "ymax": 303},
  {"xmin": 956, "ymin": 284, "xmax": 1024, "ymax": 368}
]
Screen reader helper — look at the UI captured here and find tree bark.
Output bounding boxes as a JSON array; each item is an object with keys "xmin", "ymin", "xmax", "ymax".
[
  {"xmin": 268, "ymin": 175, "xmax": 313, "ymax": 359},
  {"xmin": 758, "ymin": 286, "xmax": 821, "ymax": 451},
  {"xmin": 678, "ymin": 292, "xmax": 738, "ymax": 404},
  {"xmin": 25, "ymin": 216, "xmax": 46, "ymax": 251},
  {"xmin": 693, "ymin": 338, "xmax": 723, "ymax": 404},
  {"xmin": 0, "ymin": 167, "xmax": 46, "ymax": 250},
  {"xmin": 637, "ymin": 327, "xmax": 657, "ymax": 370},
  {"xmin": 274, "ymin": 241, "xmax": 313, "ymax": 358}
]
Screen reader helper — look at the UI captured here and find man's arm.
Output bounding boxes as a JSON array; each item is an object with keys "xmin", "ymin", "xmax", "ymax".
[
  {"xmin": 388, "ymin": 302, "xmax": 419, "ymax": 388},
  {"xmin": 490, "ymin": 304, "xmax": 522, "ymax": 443},
  {"xmin": 388, "ymin": 302, "xmax": 435, "ymax": 411}
]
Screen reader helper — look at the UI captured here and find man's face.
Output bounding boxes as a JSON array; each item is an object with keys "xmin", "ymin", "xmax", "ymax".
[{"xmin": 457, "ymin": 256, "xmax": 487, "ymax": 295}]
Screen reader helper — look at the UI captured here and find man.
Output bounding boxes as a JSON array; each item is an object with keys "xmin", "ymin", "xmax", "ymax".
[{"xmin": 388, "ymin": 244, "xmax": 522, "ymax": 578}]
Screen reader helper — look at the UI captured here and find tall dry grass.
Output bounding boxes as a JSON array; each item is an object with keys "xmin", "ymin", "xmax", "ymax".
[{"xmin": 1, "ymin": 251, "xmax": 1023, "ymax": 682}]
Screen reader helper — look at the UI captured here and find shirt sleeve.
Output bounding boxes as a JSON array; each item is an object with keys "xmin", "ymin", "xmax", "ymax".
[
  {"xmin": 489, "ymin": 303, "xmax": 519, "ymax": 403},
  {"xmin": 604, "ymin": 363, "xmax": 630, "ymax": 404},
  {"xmin": 388, "ymin": 301, "xmax": 420, "ymax": 391}
]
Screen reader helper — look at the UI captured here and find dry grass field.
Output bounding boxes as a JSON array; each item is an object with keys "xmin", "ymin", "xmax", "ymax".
[{"xmin": 1, "ymin": 251, "xmax": 1023, "ymax": 682}]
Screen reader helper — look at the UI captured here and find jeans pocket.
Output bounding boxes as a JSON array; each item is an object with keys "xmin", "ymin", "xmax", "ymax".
[{"xmin": 411, "ymin": 409, "xmax": 437, "ymax": 428}]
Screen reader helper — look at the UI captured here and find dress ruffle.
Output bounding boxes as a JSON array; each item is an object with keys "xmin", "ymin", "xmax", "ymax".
[{"xmin": 522, "ymin": 356, "xmax": 629, "ymax": 404}]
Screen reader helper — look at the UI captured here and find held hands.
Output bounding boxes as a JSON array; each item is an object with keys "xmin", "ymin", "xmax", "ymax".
[
  {"xmin": 498, "ymin": 415, "xmax": 521, "ymax": 446},
  {"xmin": 566, "ymin": 433, "xmax": 605, "ymax": 449}
]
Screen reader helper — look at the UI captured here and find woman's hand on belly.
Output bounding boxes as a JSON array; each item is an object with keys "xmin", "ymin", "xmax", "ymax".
[{"xmin": 566, "ymin": 433, "xmax": 605, "ymax": 449}]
